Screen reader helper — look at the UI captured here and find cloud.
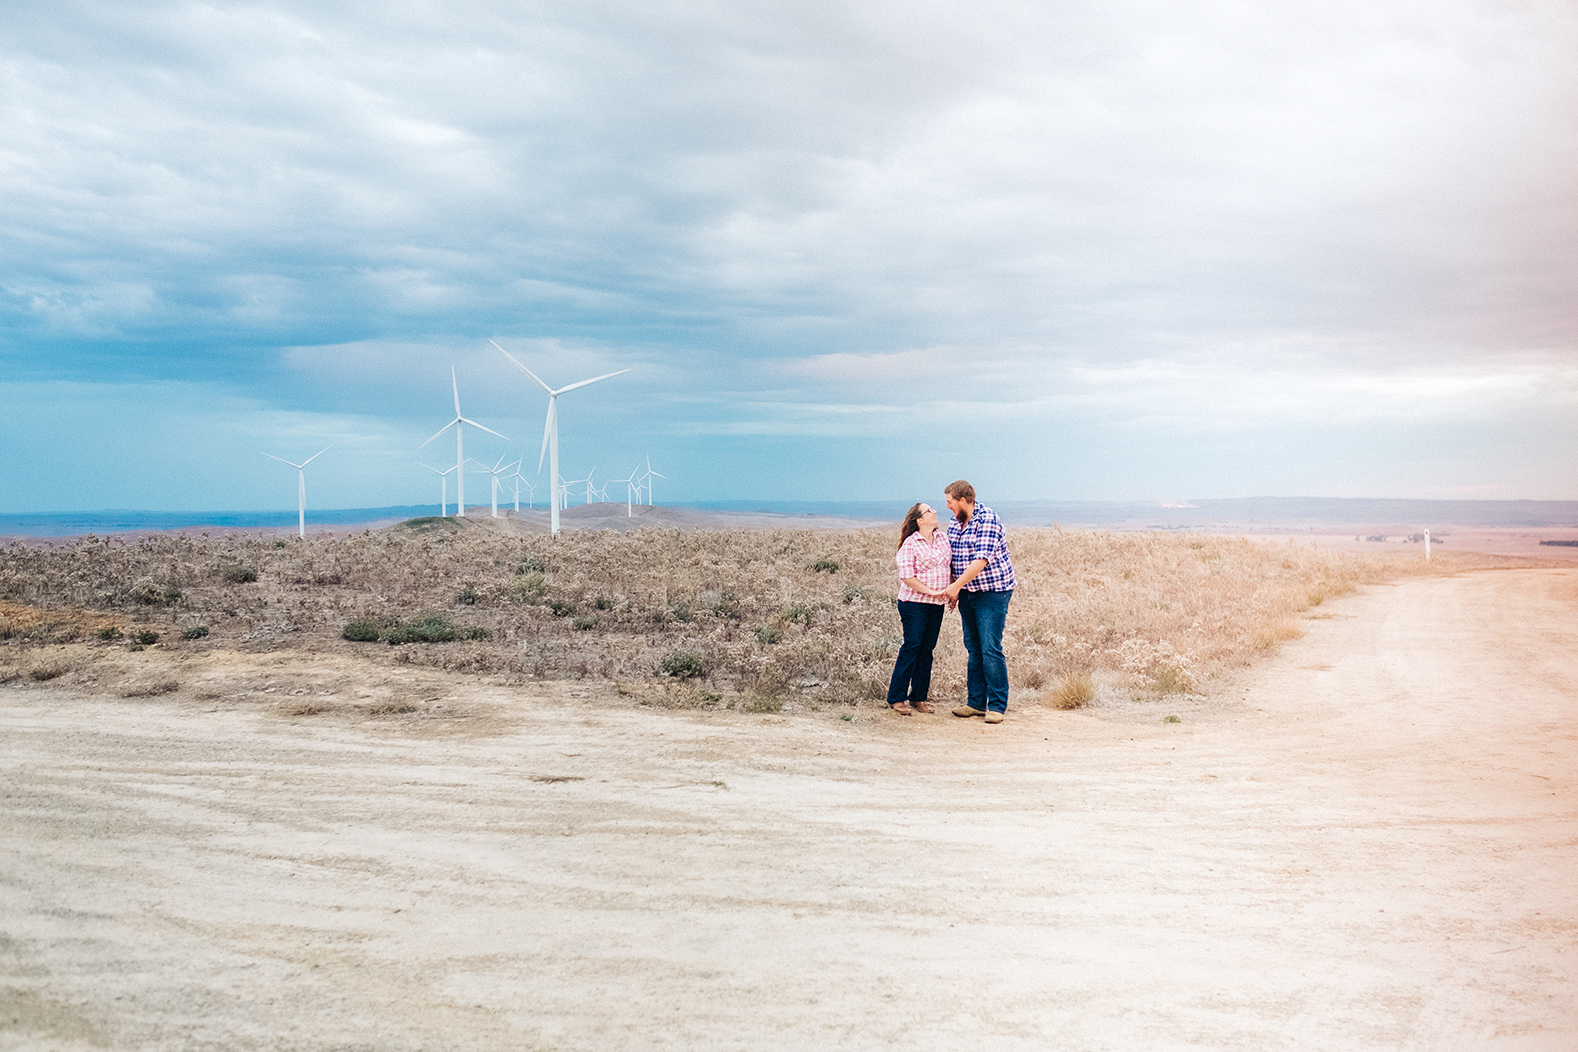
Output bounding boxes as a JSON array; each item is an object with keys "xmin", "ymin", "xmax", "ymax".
[{"xmin": 0, "ymin": 0, "xmax": 1575, "ymax": 506}]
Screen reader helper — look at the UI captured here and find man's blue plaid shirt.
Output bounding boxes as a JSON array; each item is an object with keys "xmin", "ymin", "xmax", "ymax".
[{"xmin": 946, "ymin": 503, "xmax": 1016, "ymax": 592}]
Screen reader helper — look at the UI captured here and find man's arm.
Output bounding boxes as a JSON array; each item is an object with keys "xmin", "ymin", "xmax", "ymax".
[{"xmin": 943, "ymin": 558, "xmax": 988, "ymax": 600}]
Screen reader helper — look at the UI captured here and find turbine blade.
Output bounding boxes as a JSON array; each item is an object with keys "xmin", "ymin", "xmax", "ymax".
[
  {"xmin": 262, "ymin": 453, "xmax": 299, "ymax": 467},
  {"xmin": 537, "ymin": 399, "xmax": 555, "ymax": 472},
  {"xmin": 554, "ymin": 369, "xmax": 630, "ymax": 395},
  {"xmin": 458, "ymin": 417, "xmax": 509, "ymax": 441},
  {"xmin": 649, "ymin": 471, "xmax": 667, "ymax": 479},
  {"xmin": 490, "ymin": 339, "xmax": 554, "ymax": 394},
  {"xmin": 417, "ymin": 418, "xmax": 458, "ymax": 449},
  {"xmin": 300, "ymin": 446, "xmax": 331, "ymax": 468},
  {"xmin": 452, "ymin": 366, "xmax": 462, "ymax": 416}
]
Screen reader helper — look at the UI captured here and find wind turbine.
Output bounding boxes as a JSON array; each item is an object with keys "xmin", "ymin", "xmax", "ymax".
[
  {"xmin": 490, "ymin": 339, "xmax": 628, "ymax": 536},
  {"xmin": 417, "ymin": 367, "xmax": 507, "ymax": 518},
  {"xmin": 478, "ymin": 455, "xmax": 521, "ymax": 518},
  {"xmin": 419, "ymin": 462, "xmax": 456, "ymax": 517},
  {"xmin": 640, "ymin": 456, "xmax": 667, "ymax": 506},
  {"xmin": 612, "ymin": 467, "xmax": 639, "ymax": 517},
  {"xmin": 563, "ymin": 467, "xmax": 596, "ymax": 507},
  {"xmin": 263, "ymin": 446, "xmax": 330, "ymax": 539},
  {"xmin": 504, "ymin": 467, "xmax": 535, "ymax": 511}
]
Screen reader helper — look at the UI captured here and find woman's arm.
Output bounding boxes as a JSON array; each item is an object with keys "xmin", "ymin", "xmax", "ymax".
[
  {"xmin": 901, "ymin": 576, "xmax": 942, "ymax": 597},
  {"xmin": 942, "ymin": 558, "xmax": 989, "ymax": 600}
]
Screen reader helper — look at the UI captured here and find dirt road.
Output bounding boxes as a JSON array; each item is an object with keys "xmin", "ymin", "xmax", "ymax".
[{"xmin": 3, "ymin": 568, "xmax": 1575, "ymax": 1050}]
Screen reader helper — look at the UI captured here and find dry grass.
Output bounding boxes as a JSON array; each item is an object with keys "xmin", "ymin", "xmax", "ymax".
[
  {"xmin": 1049, "ymin": 671, "xmax": 1095, "ymax": 710},
  {"xmin": 26, "ymin": 658, "xmax": 73, "ymax": 682},
  {"xmin": 117, "ymin": 677, "xmax": 180, "ymax": 698},
  {"xmin": 0, "ymin": 521, "xmax": 1485, "ymax": 707},
  {"xmin": 1254, "ymin": 621, "xmax": 1306, "ymax": 650}
]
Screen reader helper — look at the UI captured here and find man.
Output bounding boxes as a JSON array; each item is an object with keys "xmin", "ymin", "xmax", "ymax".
[{"xmin": 941, "ymin": 480, "xmax": 1015, "ymax": 724}]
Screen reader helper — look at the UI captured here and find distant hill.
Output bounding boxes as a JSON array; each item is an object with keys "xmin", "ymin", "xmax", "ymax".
[
  {"xmin": 3, "ymin": 497, "xmax": 1573, "ymax": 539},
  {"xmin": 992, "ymin": 497, "xmax": 1578, "ymax": 530}
]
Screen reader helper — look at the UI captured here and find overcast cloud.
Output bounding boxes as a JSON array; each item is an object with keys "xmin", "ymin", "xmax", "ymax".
[{"xmin": 2, "ymin": 0, "xmax": 1574, "ymax": 509}]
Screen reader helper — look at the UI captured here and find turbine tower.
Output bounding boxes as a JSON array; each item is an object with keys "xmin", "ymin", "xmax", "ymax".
[
  {"xmin": 417, "ymin": 367, "xmax": 507, "ymax": 517},
  {"xmin": 263, "ymin": 446, "xmax": 330, "ymax": 539},
  {"xmin": 490, "ymin": 339, "xmax": 628, "ymax": 536}
]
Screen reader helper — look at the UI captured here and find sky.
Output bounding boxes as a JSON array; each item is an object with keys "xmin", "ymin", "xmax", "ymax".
[{"xmin": 3, "ymin": 0, "xmax": 1575, "ymax": 512}]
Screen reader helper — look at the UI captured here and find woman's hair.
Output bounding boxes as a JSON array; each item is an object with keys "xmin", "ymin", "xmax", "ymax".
[{"xmin": 899, "ymin": 502, "xmax": 926, "ymax": 550}]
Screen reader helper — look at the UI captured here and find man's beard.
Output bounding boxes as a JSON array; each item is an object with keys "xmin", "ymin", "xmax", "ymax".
[{"xmin": 955, "ymin": 507, "xmax": 969, "ymax": 523}]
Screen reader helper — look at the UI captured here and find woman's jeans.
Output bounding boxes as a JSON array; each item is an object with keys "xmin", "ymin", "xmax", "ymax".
[
  {"xmin": 958, "ymin": 589, "xmax": 1012, "ymax": 713},
  {"xmin": 887, "ymin": 600, "xmax": 946, "ymax": 705}
]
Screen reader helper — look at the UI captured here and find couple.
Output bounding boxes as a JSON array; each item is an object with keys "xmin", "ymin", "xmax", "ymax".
[{"xmin": 887, "ymin": 480, "xmax": 1016, "ymax": 724}]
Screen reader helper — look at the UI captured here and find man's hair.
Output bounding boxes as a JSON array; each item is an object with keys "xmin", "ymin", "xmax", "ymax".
[{"xmin": 944, "ymin": 480, "xmax": 975, "ymax": 503}]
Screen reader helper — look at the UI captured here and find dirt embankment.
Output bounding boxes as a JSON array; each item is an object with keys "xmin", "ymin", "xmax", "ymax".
[{"xmin": 2, "ymin": 566, "xmax": 1575, "ymax": 1050}]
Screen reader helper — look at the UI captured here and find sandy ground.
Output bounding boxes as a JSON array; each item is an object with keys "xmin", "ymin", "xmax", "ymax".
[{"xmin": 2, "ymin": 568, "xmax": 1575, "ymax": 1051}]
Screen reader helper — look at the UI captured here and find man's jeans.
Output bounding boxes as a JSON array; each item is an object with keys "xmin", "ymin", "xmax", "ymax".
[
  {"xmin": 958, "ymin": 589, "xmax": 1012, "ymax": 713},
  {"xmin": 887, "ymin": 600, "xmax": 945, "ymax": 705}
]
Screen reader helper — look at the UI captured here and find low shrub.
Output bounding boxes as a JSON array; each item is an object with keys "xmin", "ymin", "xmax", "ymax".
[
  {"xmin": 181, "ymin": 625, "xmax": 210, "ymax": 640},
  {"xmin": 572, "ymin": 616, "xmax": 598, "ymax": 631},
  {"xmin": 129, "ymin": 584, "xmax": 174, "ymax": 606},
  {"xmin": 660, "ymin": 650, "xmax": 704, "ymax": 679},
  {"xmin": 219, "ymin": 565, "xmax": 258, "ymax": 584},
  {"xmin": 781, "ymin": 602, "xmax": 817, "ymax": 627},
  {"xmin": 134, "ymin": 630, "xmax": 159, "ymax": 646},
  {"xmin": 384, "ymin": 615, "xmax": 458, "ymax": 645},
  {"xmin": 456, "ymin": 586, "xmax": 477, "ymax": 606},
  {"xmin": 593, "ymin": 595, "xmax": 614, "ymax": 610},
  {"xmin": 811, "ymin": 559, "xmax": 839, "ymax": 573},
  {"xmin": 511, "ymin": 574, "xmax": 547, "ymax": 602},
  {"xmin": 96, "ymin": 626, "xmax": 122, "ymax": 641},
  {"xmin": 381, "ymin": 615, "xmax": 490, "ymax": 645},
  {"xmin": 342, "ymin": 621, "xmax": 381, "ymax": 643},
  {"xmin": 546, "ymin": 598, "xmax": 575, "ymax": 617},
  {"xmin": 756, "ymin": 626, "xmax": 783, "ymax": 645}
]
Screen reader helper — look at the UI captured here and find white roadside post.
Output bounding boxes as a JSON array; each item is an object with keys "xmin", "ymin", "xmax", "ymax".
[{"xmin": 1425, "ymin": 529, "xmax": 1431, "ymax": 561}]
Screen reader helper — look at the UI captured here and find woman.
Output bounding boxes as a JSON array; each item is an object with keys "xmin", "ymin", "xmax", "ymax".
[{"xmin": 887, "ymin": 502, "xmax": 953, "ymax": 715}]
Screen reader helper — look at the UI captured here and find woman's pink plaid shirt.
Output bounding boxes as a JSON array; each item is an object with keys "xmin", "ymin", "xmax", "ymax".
[{"xmin": 895, "ymin": 530, "xmax": 952, "ymax": 604}]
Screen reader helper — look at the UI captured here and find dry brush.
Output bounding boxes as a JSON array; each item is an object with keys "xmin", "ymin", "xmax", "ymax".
[{"xmin": 0, "ymin": 521, "xmax": 1392, "ymax": 707}]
